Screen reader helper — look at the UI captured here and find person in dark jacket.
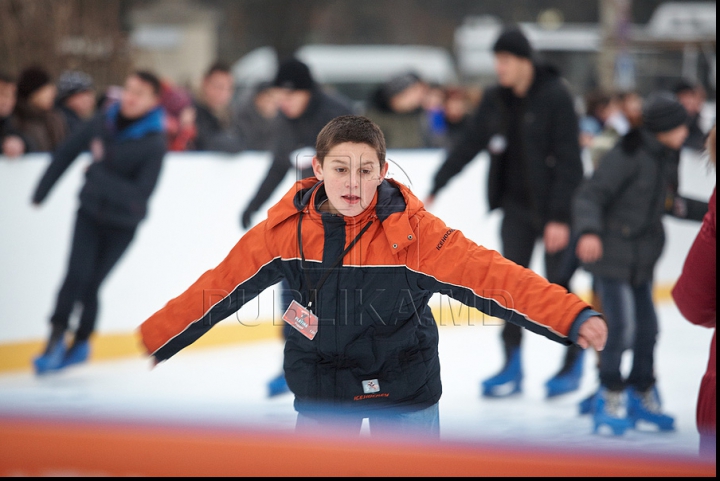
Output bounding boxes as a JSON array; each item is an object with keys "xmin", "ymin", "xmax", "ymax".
[
  {"xmin": 139, "ymin": 115, "xmax": 607, "ymax": 438},
  {"xmin": 5, "ymin": 66, "xmax": 67, "ymax": 156},
  {"xmin": 233, "ymin": 81, "xmax": 279, "ymax": 151},
  {"xmin": 55, "ymin": 70, "xmax": 96, "ymax": 136},
  {"xmin": 189, "ymin": 62, "xmax": 245, "ymax": 153},
  {"xmin": 31, "ymin": 70, "xmax": 167, "ymax": 374},
  {"xmin": 240, "ymin": 58, "xmax": 354, "ymax": 397},
  {"xmin": 425, "ymin": 27, "xmax": 585, "ymax": 399},
  {"xmin": 673, "ymin": 79, "xmax": 708, "ymax": 152},
  {"xmin": 671, "ymin": 124, "xmax": 715, "ymax": 460},
  {"xmin": 573, "ymin": 94, "xmax": 689, "ymax": 435}
]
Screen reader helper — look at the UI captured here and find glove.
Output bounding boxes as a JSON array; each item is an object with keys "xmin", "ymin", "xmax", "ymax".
[{"xmin": 241, "ymin": 209, "xmax": 254, "ymax": 230}]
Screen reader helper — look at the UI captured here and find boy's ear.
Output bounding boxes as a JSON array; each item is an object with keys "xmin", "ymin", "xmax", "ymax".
[
  {"xmin": 379, "ymin": 162, "xmax": 389, "ymax": 184},
  {"xmin": 312, "ymin": 156, "xmax": 324, "ymax": 180}
]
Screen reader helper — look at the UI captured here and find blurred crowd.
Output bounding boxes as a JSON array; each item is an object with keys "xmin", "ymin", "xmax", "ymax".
[{"xmin": 0, "ymin": 61, "xmax": 713, "ymax": 162}]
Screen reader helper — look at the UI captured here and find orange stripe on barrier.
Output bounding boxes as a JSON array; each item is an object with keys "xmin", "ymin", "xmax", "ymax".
[{"xmin": 0, "ymin": 417, "xmax": 714, "ymax": 477}]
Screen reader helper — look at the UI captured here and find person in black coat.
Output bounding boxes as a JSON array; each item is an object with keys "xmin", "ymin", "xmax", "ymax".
[
  {"xmin": 572, "ymin": 94, "xmax": 688, "ymax": 434},
  {"xmin": 240, "ymin": 58, "xmax": 353, "ymax": 397},
  {"xmin": 426, "ymin": 27, "xmax": 585, "ymax": 398},
  {"xmin": 31, "ymin": 70, "xmax": 167, "ymax": 374}
]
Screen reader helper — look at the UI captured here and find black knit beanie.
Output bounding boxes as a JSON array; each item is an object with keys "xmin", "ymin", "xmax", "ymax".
[
  {"xmin": 17, "ymin": 66, "xmax": 52, "ymax": 100},
  {"xmin": 493, "ymin": 27, "xmax": 533, "ymax": 59},
  {"xmin": 642, "ymin": 94, "xmax": 688, "ymax": 133},
  {"xmin": 56, "ymin": 70, "xmax": 94, "ymax": 104},
  {"xmin": 273, "ymin": 58, "xmax": 315, "ymax": 91},
  {"xmin": 382, "ymin": 72, "xmax": 422, "ymax": 100}
]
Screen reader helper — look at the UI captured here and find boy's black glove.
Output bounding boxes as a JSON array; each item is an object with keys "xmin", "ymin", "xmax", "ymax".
[{"xmin": 241, "ymin": 208, "xmax": 254, "ymax": 230}]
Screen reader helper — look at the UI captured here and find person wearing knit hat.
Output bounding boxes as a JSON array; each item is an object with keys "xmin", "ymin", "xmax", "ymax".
[
  {"xmin": 427, "ymin": 24, "xmax": 587, "ymax": 400},
  {"xmin": 572, "ymin": 91, "xmax": 690, "ymax": 436},
  {"xmin": 4, "ymin": 65, "xmax": 66, "ymax": 155},
  {"xmin": 273, "ymin": 58, "xmax": 315, "ymax": 92},
  {"xmin": 56, "ymin": 70, "xmax": 96, "ymax": 135}
]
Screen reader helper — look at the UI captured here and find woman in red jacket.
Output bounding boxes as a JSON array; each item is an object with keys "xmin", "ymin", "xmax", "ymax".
[{"xmin": 671, "ymin": 124, "xmax": 716, "ymax": 461}]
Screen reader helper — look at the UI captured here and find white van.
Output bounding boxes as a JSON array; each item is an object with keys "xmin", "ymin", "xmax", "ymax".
[{"xmin": 232, "ymin": 44, "xmax": 458, "ymax": 110}]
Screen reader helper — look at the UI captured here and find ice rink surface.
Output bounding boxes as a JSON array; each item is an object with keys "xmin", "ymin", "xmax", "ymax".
[{"xmin": 0, "ymin": 300, "xmax": 712, "ymax": 461}]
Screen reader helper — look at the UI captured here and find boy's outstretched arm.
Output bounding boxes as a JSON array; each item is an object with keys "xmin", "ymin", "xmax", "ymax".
[
  {"xmin": 412, "ymin": 211, "xmax": 603, "ymax": 348},
  {"xmin": 138, "ymin": 221, "xmax": 283, "ymax": 363}
]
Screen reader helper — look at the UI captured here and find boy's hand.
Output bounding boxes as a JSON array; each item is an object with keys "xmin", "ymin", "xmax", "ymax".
[{"xmin": 577, "ymin": 316, "xmax": 607, "ymax": 351}]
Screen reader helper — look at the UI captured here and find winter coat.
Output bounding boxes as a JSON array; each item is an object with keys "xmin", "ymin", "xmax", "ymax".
[
  {"xmin": 572, "ymin": 129, "xmax": 673, "ymax": 285},
  {"xmin": 33, "ymin": 103, "xmax": 167, "ymax": 228},
  {"xmin": 139, "ymin": 177, "xmax": 598, "ymax": 415},
  {"xmin": 243, "ymin": 88, "xmax": 353, "ymax": 217},
  {"xmin": 189, "ymin": 101, "xmax": 245, "ymax": 154},
  {"xmin": 672, "ymin": 187, "xmax": 715, "ymax": 436},
  {"xmin": 430, "ymin": 63, "xmax": 583, "ymax": 226},
  {"xmin": 7, "ymin": 101, "xmax": 67, "ymax": 153}
]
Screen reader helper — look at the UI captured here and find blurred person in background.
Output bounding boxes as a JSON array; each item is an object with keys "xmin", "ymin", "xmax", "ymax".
[
  {"xmin": 30, "ymin": 71, "xmax": 167, "ymax": 375},
  {"xmin": 573, "ymin": 94, "xmax": 689, "ymax": 436},
  {"xmin": 234, "ymin": 80, "xmax": 279, "ymax": 151},
  {"xmin": 160, "ymin": 78, "xmax": 196, "ymax": 152},
  {"xmin": 56, "ymin": 70, "xmax": 96, "ymax": 136},
  {"xmin": 0, "ymin": 71, "xmax": 19, "ymax": 156},
  {"xmin": 672, "ymin": 124, "xmax": 716, "ymax": 461},
  {"xmin": 426, "ymin": 27, "xmax": 586, "ymax": 400},
  {"xmin": 365, "ymin": 72, "xmax": 430, "ymax": 149},
  {"xmin": 3, "ymin": 66, "xmax": 67, "ymax": 157},
  {"xmin": 442, "ymin": 86, "xmax": 473, "ymax": 149},
  {"xmin": 673, "ymin": 79, "xmax": 709, "ymax": 152},
  {"xmin": 423, "ymin": 83, "xmax": 447, "ymax": 148},
  {"xmin": 240, "ymin": 58, "xmax": 353, "ymax": 397},
  {"xmin": 189, "ymin": 61, "xmax": 244, "ymax": 153}
]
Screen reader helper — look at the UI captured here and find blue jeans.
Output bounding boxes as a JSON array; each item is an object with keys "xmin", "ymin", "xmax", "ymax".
[
  {"xmin": 295, "ymin": 403, "xmax": 440, "ymax": 439},
  {"xmin": 595, "ymin": 277, "xmax": 658, "ymax": 391}
]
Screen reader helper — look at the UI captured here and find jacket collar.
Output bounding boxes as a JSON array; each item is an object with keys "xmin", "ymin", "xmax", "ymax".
[
  {"xmin": 266, "ymin": 177, "xmax": 421, "ymax": 251},
  {"xmin": 105, "ymin": 102, "xmax": 166, "ymax": 141}
]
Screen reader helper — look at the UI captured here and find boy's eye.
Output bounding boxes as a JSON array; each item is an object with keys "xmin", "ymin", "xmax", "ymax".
[{"xmin": 335, "ymin": 168, "xmax": 347, "ymax": 173}]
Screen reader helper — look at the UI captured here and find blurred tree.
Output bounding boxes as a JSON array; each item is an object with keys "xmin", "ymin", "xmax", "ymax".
[{"xmin": 0, "ymin": 0, "xmax": 131, "ymax": 90}]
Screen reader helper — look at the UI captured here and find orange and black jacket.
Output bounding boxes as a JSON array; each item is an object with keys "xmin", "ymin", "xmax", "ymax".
[{"xmin": 140, "ymin": 178, "xmax": 598, "ymax": 414}]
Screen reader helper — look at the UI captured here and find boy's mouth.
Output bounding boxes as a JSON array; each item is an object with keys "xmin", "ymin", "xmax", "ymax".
[{"xmin": 342, "ymin": 194, "xmax": 361, "ymax": 205}]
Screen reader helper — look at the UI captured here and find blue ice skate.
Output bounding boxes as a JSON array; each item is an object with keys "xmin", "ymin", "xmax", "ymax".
[
  {"xmin": 481, "ymin": 348, "xmax": 522, "ymax": 398},
  {"xmin": 545, "ymin": 349, "xmax": 584, "ymax": 398},
  {"xmin": 593, "ymin": 388, "xmax": 633, "ymax": 436},
  {"xmin": 268, "ymin": 372, "xmax": 290, "ymax": 397},
  {"xmin": 60, "ymin": 340, "xmax": 90, "ymax": 369},
  {"xmin": 579, "ymin": 390, "xmax": 598, "ymax": 415},
  {"xmin": 33, "ymin": 338, "xmax": 67, "ymax": 375},
  {"xmin": 626, "ymin": 386, "xmax": 675, "ymax": 431}
]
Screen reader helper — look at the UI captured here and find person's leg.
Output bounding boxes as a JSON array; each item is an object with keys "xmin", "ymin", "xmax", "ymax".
[
  {"xmin": 591, "ymin": 277, "xmax": 634, "ymax": 435},
  {"xmin": 73, "ymin": 223, "xmax": 137, "ymax": 344},
  {"xmin": 544, "ymin": 236, "xmax": 586, "ymax": 397},
  {"xmin": 368, "ymin": 403, "xmax": 440, "ymax": 440},
  {"xmin": 35, "ymin": 212, "xmax": 100, "ymax": 373},
  {"xmin": 295, "ymin": 411, "xmax": 363, "ymax": 436},
  {"xmin": 481, "ymin": 208, "xmax": 537, "ymax": 397},
  {"xmin": 625, "ymin": 281, "xmax": 674, "ymax": 431}
]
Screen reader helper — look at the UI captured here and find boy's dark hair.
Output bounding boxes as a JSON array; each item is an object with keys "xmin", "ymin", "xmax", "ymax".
[
  {"xmin": 132, "ymin": 70, "xmax": 162, "ymax": 96},
  {"xmin": 316, "ymin": 115, "xmax": 386, "ymax": 168},
  {"xmin": 204, "ymin": 61, "xmax": 231, "ymax": 79}
]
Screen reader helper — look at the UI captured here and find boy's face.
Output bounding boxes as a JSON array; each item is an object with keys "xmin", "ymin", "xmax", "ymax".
[{"xmin": 312, "ymin": 142, "xmax": 388, "ymax": 217}]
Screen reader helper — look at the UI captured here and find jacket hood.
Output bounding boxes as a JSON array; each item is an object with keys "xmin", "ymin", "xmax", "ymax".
[{"xmin": 265, "ymin": 177, "xmax": 423, "ymax": 251}]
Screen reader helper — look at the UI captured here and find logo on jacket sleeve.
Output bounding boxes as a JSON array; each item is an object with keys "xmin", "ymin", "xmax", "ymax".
[
  {"xmin": 362, "ymin": 379, "xmax": 380, "ymax": 393},
  {"xmin": 436, "ymin": 229, "xmax": 455, "ymax": 251}
]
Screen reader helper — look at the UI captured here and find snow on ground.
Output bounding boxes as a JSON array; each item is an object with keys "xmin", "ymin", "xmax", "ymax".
[{"xmin": 0, "ymin": 300, "xmax": 712, "ymax": 460}]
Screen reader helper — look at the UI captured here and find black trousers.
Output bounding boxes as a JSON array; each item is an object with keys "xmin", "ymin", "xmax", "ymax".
[
  {"xmin": 499, "ymin": 206, "xmax": 582, "ymax": 369},
  {"xmin": 49, "ymin": 210, "xmax": 136, "ymax": 343}
]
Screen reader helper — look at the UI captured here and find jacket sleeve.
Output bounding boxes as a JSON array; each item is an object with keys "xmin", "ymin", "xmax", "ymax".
[
  {"xmin": 31, "ymin": 117, "xmax": 97, "ymax": 204},
  {"xmin": 572, "ymin": 147, "xmax": 637, "ymax": 236},
  {"xmin": 138, "ymin": 220, "xmax": 285, "ymax": 362},
  {"xmin": 671, "ymin": 188, "xmax": 716, "ymax": 328},
  {"xmin": 429, "ymin": 94, "xmax": 494, "ymax": 197},
  {"xmin": 85, "ymin": 138, "xmax": 165, "ymax": 209},
  {"xmin": 546, "ymin": 82, "xmax": 584, "ymax": 224},
  {"xmin": 243, "ymin": 121, "xmax": 293, "ymax": 215},
  {"xmin": 413, "ymin": 211, "xmax": 597, "ymax": 346}
]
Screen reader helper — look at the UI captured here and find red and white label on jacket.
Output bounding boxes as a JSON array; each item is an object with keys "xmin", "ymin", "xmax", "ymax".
[{"xmin": 282, "ymin": 300, "xmax": 318, "ymax": 340}]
